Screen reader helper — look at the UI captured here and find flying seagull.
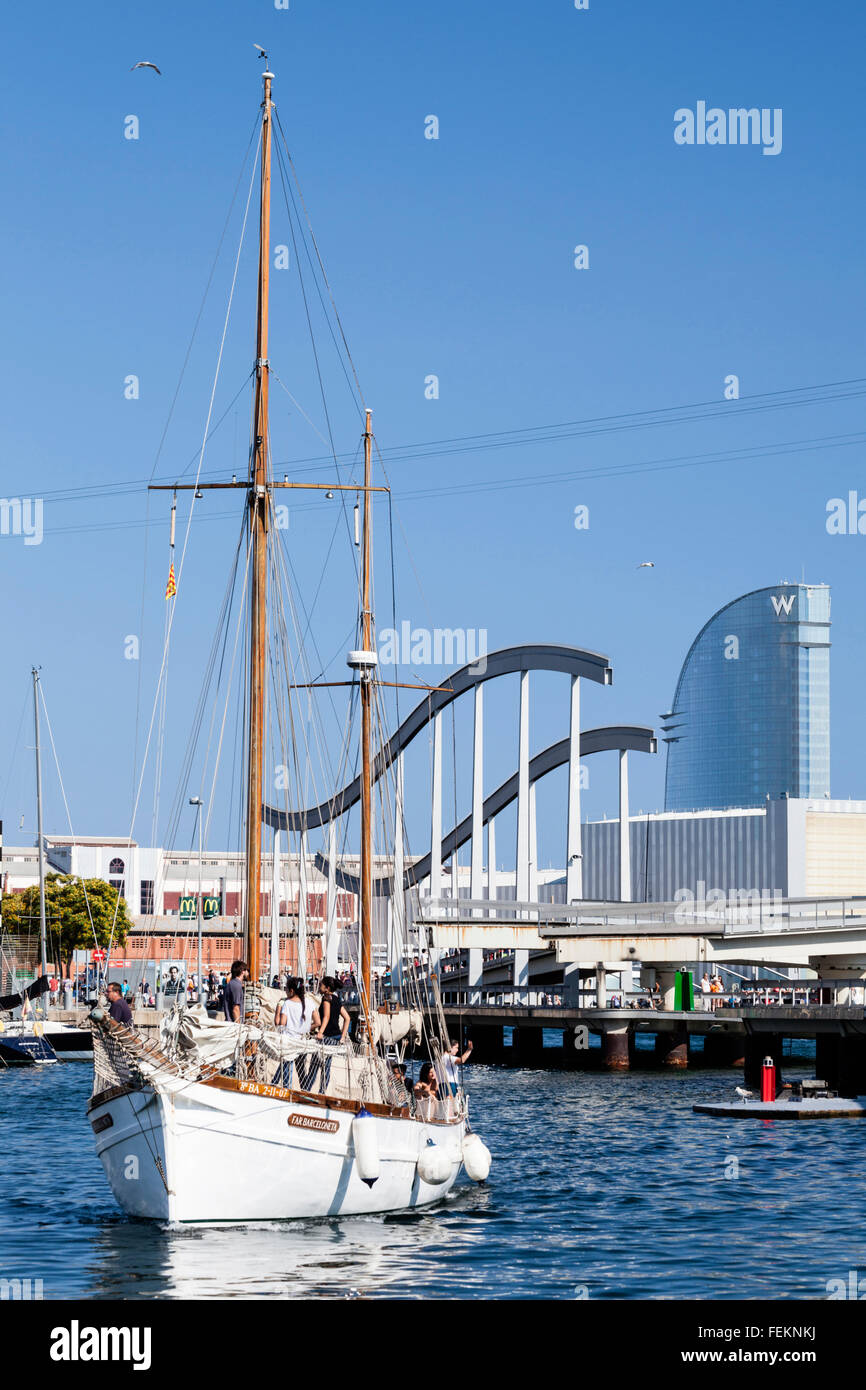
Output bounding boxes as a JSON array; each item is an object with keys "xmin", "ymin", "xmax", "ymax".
[
  {"xmin": 734, "ymin": 1086, "xmax": 754, "ymax": 1103},
  {"xmin": 637, "ymin": 561, "xmax": 655, "ymax": 569},
  {"xmin": 130, "ymin": 61, "xmax": 161, "ymax": 75}
]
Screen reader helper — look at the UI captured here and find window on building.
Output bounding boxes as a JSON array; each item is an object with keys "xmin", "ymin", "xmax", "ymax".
[
  {"xmin": 140, "ymin": 880, "xmax": 154, "ymax": 914},
  {"xmin": 109, "ymin": 857, "xmax": 125, "ymax": 875}
]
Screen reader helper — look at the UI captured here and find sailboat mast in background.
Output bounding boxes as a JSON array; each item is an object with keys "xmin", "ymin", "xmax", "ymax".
[{"xmin": 32, "ymin": 667, "xmax": 48, "ymax": 982}]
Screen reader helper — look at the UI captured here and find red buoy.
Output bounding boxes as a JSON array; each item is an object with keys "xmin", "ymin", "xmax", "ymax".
[{"xmin": 761, "ymin": 1055, "xmax": 776, "ymax": 1103}]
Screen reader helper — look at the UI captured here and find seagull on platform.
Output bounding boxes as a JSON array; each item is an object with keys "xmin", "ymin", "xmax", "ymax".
[
  {"xmin": 130, "ymin": 61, "xmax": 161, "ymax": 75},
  {"xmin": 735, "ymin": 1086, "xmax": 754, "ymax": 1103},
  {"xmin": 637, "ymin": 561, "xmax": 655, "ymax": 569}
]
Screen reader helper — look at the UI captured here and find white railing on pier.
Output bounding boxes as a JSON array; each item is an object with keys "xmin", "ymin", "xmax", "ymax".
[{"xmin": 421, "ymin": 895, "xmax": 866, "ymax": 938}]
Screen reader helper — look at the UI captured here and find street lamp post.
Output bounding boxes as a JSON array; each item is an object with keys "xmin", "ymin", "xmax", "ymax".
[{"xmin": 189, "ymin": 797, "xmax": 204, "ymax": 1003}]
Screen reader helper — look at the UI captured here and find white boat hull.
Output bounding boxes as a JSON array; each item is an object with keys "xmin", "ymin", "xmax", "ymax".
[{"xmin": 89, "ymin": 1077, "xmax": 466, "ymax": 1223}]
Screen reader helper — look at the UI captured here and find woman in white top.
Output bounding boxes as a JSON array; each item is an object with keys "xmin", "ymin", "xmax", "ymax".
[{"xmin": 275, "ymin": 978, "xmax": 320, "ymax": 1089}]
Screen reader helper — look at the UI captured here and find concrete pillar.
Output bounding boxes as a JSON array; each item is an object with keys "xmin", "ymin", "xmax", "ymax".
[
  {"xmin": 391, "ymin": 752, "xmax": 404, "ymax": 985},
  {"xmin": 836, "ymin": 1035, "xmax": 866, "ymax": 1098},
  {"xmin": 516, "ymin": 670, "xmax": 530, "ymax": 905},
  {"xmin": 565, "ymin": 675, "xmax": 582, "ymax": 902},
  {"xmin": 429, "ymin": 712, "xmax": 442, "ymax": 903},
  {"xmin": 656, "ymin": 1025, "xmax": 689, "ymax": 1068},
  {"xmin": 487, "ymin": 817, "xmax": 497, "ymax": 911},
  {"xmin": 815, "ymin": 1034, "xmax": 840, "ymax": 1093},
  {"xmin": 468, "ymin": 947, "xmax": 483, "ymax": 1005},
  {"xmin": 470, "ymin": 684, "xmax": 484, "ymax": 911},
  {"xmin": 618, "ymin": 749, "xmax": 631, "ymax": 902},
  {"xmin": 602, "ymin": 1023, "xmax": 630, "ymax": 1071},
  {"xmin": 298, "ymin": 828, "xmax": 308, "ymax": 980},
  {"xmin": 596, "ymin": 963, "xmax": 607, "ymax": 1009},
  {"xmin": 513, "ymin": 949, "xmax": 529, "ymax": 992},
  {"xmin": 512, "ymin": 1026, "xmax": 545, "ymax": 1066},
  {"xmin": 528, "ymin": 782, "xmax": 539, "ymax": 903},
  {"xmin": 325, "ymin": 820, "xmax": 338, "ymax": 976},
  {"xmin": 702, "ymin": 1030, "xmax": 746, "ymax": 1068},
  {"xmin": 655, "ymin": 969, "xmax": 678, "ymax": 1012},
  {"xmin": 270, "ymin": 828, "xmax": 282, "ymax": 981}
]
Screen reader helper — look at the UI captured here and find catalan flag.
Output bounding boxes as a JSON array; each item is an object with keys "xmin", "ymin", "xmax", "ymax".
[{"xmin": 165, "ymin": 562, "xmax": 177, "ymax": 600}]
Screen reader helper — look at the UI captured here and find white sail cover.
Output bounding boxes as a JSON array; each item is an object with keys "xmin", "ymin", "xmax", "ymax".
[
  {"xmin": 159, "ymin": 1004, "xmax": 243, "ymax": 1068},
  {"xmin": 369, "ymin": 1009, "xmax": 423, "ymax": 1047}
]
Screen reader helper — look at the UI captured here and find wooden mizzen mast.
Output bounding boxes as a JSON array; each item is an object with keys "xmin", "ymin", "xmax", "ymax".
[
  {"xmin": 359, "ymin": 409, "xmax": 374, "ymax": 1021},
  {"xmin": 244, "ymin": 64, "xmax": 274, "ymax": 982}
]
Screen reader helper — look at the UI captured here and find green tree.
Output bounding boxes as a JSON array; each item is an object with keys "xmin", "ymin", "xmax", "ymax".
[{"xmin": 0, "ymin": 874, "xmax": 133, "ymax": 972}]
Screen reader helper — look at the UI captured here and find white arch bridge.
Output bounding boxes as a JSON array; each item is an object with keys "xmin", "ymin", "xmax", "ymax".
[{"xmin": 263, "ymin": 643, "xmax": 657, "ymax": 973}]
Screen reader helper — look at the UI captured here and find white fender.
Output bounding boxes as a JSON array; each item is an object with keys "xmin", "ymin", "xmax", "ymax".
[
  {"xmin": 417, "ymin": 1138, "xmax": 452, "ymax": 1186},
  {"xmin": 352, "ymin": 1108, "xmax": 380, "ymax": 1187},
  {"xmin": 462, "ymin": 1132, "xmax": 492, "ymax": 1183}
]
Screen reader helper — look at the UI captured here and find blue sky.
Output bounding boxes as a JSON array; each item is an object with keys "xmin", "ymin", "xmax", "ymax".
[{"xmin": 2, "ymin": 0, "xmax": 865, "ymax": 870}]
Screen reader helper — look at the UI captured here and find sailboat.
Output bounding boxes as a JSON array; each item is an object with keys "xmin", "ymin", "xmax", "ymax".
[
  {"xmin": 86, "ymin": 60, "xmax": 491, "ymax": 1222},
  {"xmin": 0, "ymin": 669, "xmax": 59, "ymax": 1066}
]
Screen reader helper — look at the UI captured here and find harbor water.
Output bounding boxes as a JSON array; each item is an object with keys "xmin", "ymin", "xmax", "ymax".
[{"xmin": 2, "ymin": 1059, "xmax": 864, "ymax": 1300}]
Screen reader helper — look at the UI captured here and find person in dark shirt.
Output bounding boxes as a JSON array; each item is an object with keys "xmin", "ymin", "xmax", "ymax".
[
  {"xmin": 390, "ymin": 1061, "xmax": 413, "ymax": 1105},
  {"xmin": 223, "ymin": 960, "xmax": 249, "ymax": 1022},
  {"xmin": 106, "ymin": 981, "xmax": 134, "ymax": 1026}
]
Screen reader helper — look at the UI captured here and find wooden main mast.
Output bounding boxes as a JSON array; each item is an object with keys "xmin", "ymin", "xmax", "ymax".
[{"xmin": 245, "ymin": 64, "xmax": 274, "ymax": 981}]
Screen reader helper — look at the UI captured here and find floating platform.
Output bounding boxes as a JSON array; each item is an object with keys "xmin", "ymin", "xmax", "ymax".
[{"xmin": 694, "ymin": 1096, "xmax": 866, "ymax": 1119}]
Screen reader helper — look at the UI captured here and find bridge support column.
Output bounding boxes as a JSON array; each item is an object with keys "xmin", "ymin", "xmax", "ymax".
[
  {"xmin": 391, "ymin": 751, "xmax": 405, "ymax": 985},
  {"xmin": 325, "ymin": 820, "xmax": 338, "ymax": 976},
  {"xmin": 513, "ymin": 949, "xmax": 529, "ymax": 991},
  {"xmin": 298, "ymin": 828, "xmax": 308, "ymax": 978},
  {"xmin": 596, "ymin": 963, "xmax": 607, "ymax": 1009},
  {"xmin": 656, "ymin": 969, "xmax": 678, "ymax": 1012},
  {"xmin": 835, "ymin": 1035, "xmax": 866, "ymax": 1098},
  {"xmin": 429, "ymin": 712, "xmax": 443, "ymax": 903},
  {"xmin": 470, "ymin": 684, "xmax": 484, "ymax": 910},
  {"xmin": 468, "ymin": 947, "xmax": 483, "ymax": 1006},
  {"xmin": 469, "ymin": 1025, "xmax": 505, "ymax": 1064},
  {"xmin": 656, "ymin": 1025, "xmax": 689, "ymax": 1068},
  {"xmin": 815, "ymin": 1034, "xmax": 842, "ymax": 1093},
  {"xmin": 487, "ymin": 817, "xmax": 497, "ymax": 908},
  {"xmin": 513, "ymin": 1026, "xmax": 545, "ymax": 1066},
  {"xmin": 702, "ymin": 1030, "xmax": 746, "ymax": 1068},
  {"xmin": 516, "ymin": 670, "xmax": 530, "ymax": 904},
  {"xmin": 566, "ymin": 675, "xmax": 583, "ymax": 902},
  {"xmin": 529, "ymin": 782, "xmax": 539, "ymax": 903},
  {"xmin": 601, "ymin": 1023, "xmax": 630, "ymax": 1071},
  {"xmin": 618, "ymin": 749, "xmax": 631, "ymax": 901}
]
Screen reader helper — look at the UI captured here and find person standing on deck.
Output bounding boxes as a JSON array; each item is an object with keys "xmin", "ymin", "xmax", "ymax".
[
  {"xmin": 312, "ymin": 976, "xmax": 350, "ymax": 1091},
  {"xmin": 437, "ymin": 1039, "xmax": 473, "ymax": 1115},
  {"xmin": 223, "ymin": 960, "xmax": 249, "ymax": 1022},
  {"xmin": 106, "ymin": 981, "xmax": 133, "ymax": 1027}
]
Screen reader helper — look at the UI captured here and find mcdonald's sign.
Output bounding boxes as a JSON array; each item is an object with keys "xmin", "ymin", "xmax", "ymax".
[{"xmin": 180, "ymin": 895, "xmax": 222, "ymax": 921}]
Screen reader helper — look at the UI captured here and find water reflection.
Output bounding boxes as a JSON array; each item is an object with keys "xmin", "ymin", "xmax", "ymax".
[{"xmin": 84, "ymin": 1189, "xmax": 491, "ymax": 1300}]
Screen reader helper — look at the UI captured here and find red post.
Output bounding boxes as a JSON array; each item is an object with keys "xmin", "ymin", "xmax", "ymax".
[{"xmin": 761, "ymin": 1054, "xmax": 776, "ymax": 1103}]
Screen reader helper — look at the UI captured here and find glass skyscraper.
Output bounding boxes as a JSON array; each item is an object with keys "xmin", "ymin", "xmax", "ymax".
[{"xmin": 663, "ymin": 584, "xmax": 830, "ymax": 812}]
